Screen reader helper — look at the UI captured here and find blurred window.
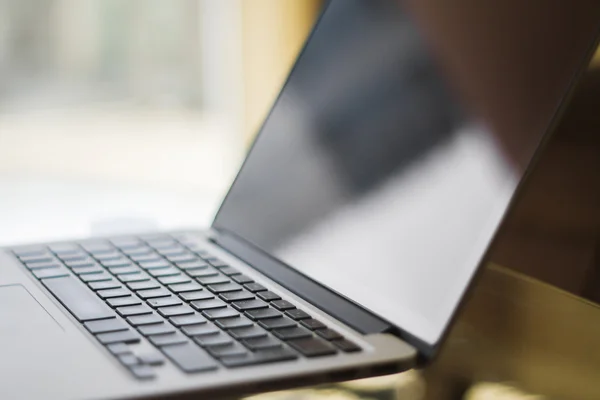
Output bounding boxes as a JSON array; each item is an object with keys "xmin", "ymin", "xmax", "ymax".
[{"xmin": 0, "ymin": 0, "xmax": 244, "ymax": 191}]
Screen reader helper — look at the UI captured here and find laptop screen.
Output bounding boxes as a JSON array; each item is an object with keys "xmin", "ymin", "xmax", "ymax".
[{"xmin": 214, "ymin": 0, "xmax": 599, "ymax": 344}]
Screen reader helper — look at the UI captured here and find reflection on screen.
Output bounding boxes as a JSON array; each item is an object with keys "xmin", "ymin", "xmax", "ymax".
[{"xmin": 214, "ymin": 0, "xmax": 591, "ymax": 344}]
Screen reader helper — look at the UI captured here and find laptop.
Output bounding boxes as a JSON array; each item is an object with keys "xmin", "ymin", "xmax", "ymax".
[{"xmin": 1, "ymin": 1, "xmax": 599, "ymax": 399}]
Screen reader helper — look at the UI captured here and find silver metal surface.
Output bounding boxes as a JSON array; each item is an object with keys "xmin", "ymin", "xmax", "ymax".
[{"xmin": 0, "ymin": 234, "xmax": 416, "ymax": 400}]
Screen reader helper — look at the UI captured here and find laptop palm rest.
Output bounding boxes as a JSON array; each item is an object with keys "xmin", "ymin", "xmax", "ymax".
[{"xmin": 0, "ymin": 284, "xmax": 63, "ymax": 337}]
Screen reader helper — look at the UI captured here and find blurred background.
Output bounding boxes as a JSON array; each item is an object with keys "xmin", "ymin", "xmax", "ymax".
[
  {"xmin": 0, "ymin": 0, "xmax": 321, "ymax": 243},
  {"xmin": 1, "ymin": 1, "xmax": 599, "ymax": 399}
]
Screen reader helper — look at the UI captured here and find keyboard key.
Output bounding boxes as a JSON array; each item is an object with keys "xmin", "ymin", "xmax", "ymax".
[
  {"xmin": 315, "ymin": 328, "xmax": 343, "ymax": 341},
  {"xmin": 97, "ymin": 288, "xmax": 131, "ymax": 299},
  {"xmin": 80, "ymin": 273, "xmax": 112, "ymax": 283},
  {"xmin": 90, "ymin": 250, "xmax": 121, "ymax": 260},
  {"xmin": 243, "ymin": 283, "xmax": 267, "ymax": 293},
  {"xmin": 138, "ymin": 260, "xmax": 170, "ymax": 270},
  {"xmin": 127, "ymin": 314, "xmax": 163, "ymax": 326},
  {"xmin": 122, "ymin": 246, "xmax": 153, "ymax": 256},
  {"xmin": 101, "ymin": 259, "xmax": 133, "ymax": 269},
  {"xmin": 58, "ymin": 254, "xmax": 88, "ymax": 263},
  {"xmin": 258, "ymin": 317, "xmax": 297, "ymax": 330},
  {"xmin": 257, "ymin": 291, "xmax": 281, "ymax": 302},
  {"xmin": 138, "ymin": 352, "xmax": 165, "ymax": 366},
  {"xmin": 157, "ymin": 248, "xmax": 187, "ymax": 258},
  {"xmin": 231, "ymin": 274, "xmax": 254, "ymax": 284},
  {"xmin": 130, "ymin": 253, "xmax": 162, "ymax": 263},
  {"xmin": 137, "ymin": 288, "xmax": 171, "ymax": 299},
  {"xmin": 157, "ymin": 305, "xmax": 194, "ymax": 318},
  {"xmin": 220, "ymin": 347, "xmax": 297, "ymax": 368},
  {"xmin": 229, "ymin": 326, "xmax": 268, "ymax": 340},
  {"xmin": 288, "ymin": 337, "xmax": 337, "ymax": 357},
  {"xmin": 70, "ymin": 265, "xmax": 102, "ymax": 275},
  {"xmin": 169, "ymin": 314, "xmax": 207, "ymax": 327},
  {"xmin": 97, "ymin": 330, "xmax": 140, "ymax": 345},
  {"xmin": 137, "ymin": 323, "xmax": 176, "ymax": 336},
  {"xmin": 42, "ymin": 276, "xmax": 115, "ymax": 321},
  {"xmin": 63, "ymin": 259, "xmax": 95, "ymax": 269},
  {"xmin": 180, "ymin": 291, "xmax": 214, "ymax": 302},
  {"xmin": 87, "ymin": 248, "xmax": 116, "ymax": 259},
  {"xmin": 285, "ymin": 309, "xmax": 311, "ymax": 320},
  {"xmin": 107, "ymin": 296, "xmax": 142, "ymax": 308},
  {"xmin": 20, "ymin": 255, "xmax": 54, "ymax": 264},
  {"xmin": 242, "ymin": 335, "xmax": 282, "ymax": 351},
  {"xmin": 130, "ymin": 364, "xmax": 156, "ymax": 380},
  {"xmin": 245, "ymin": 308, "xmax": 281, "ymax": 321},
  {"xmin": 194, "ymin": 332, "xmax": 233, "ymax": 348},
  {"xmin": 110, "ymin": 237, "xmax": 142, "ymax": 249},
  {"xmin": 93, "ymin": 252, "xmax": 124, "ymax": 262},
  {"xmin": 190, "ymin": 298, "xmax": 227, "ymax": 311},
  {"xmin": 207, "ymin": 283, "xmax": 242, "ymax": 294},
  {"xmin": 206, "ymin": 258, "xmax": 228, "ymax": 268},
  {"xmin": 207, "ymin": 343, "xmax": 248, "ymax": 358},
  {"xmin": 218, "ymin": 266, "xmax": 241, "ymax": 276},
  {"xmin": 24, "ymin": 261, "xmax": 61, "ymax": 270},
  {"xmin": 72, "ymin": 266, "xmax": 105, "ymax": 275},
  {"xmin": 148, "ymin": 332, "xmax": 188, "ymax": 347},
  {"xmin": 107, "ymin": 343, "xmax": 130, "ymax": 355},
  {"xmin": 196, "ymin": 276, "xmax": 229, "ymax": 286},
  {"xmin": 33, "ymin": 268, "xmax": 69, "ymax": 280},
  {"xmin": 187, "ymin": 269, "xmax": 219, "ymax": 278},
  {"xmin": 50, "ymin": 243, "xmax": 81, "ymax": 252},
  {"xmin": 165, "ymin": 254, "xmax": 197, "ymax": 264},
  {"xmin": 271, "ymin": 300, "xmax": 295, "ymax": 311},
  {"xmin": 272, "ymin": 326, "xmax": 312, "ymax": 340},
  {"xmin": 144, "ymin": 236, "xmax": 177, "ymax": 247},
  {"xmin": 148, "ymin": 268, "xmax": 180, "ymax": 278},
  {"xmin": 55, "ymin": 246, "xmax": 85, "ymax": 255},
  {"xmin": 88, "ymin": 280, "xmax": 121, "ymax": 291},
  {"xmin": 232, "ymin": 299, "xmax": 268, "ymax": 311},
  {"xmin": 169, "ymin": 282, "xmax": 203, "ymax": 293},
  {"xmin": 99, "ymin": 256, "xmax": 132, "ymax": 272},
  {"xmin": 191, "ymin": 249, "xmax": 211, "ymax": 259},
  {"xmin": 219, "ymin": 291, "xmax": 255, "ymax": 302},
  {"xmin": 13, "ymin": 246, "xmax": 47, "ymax": 258},
  {"xmin": 175, "ymin": 260, "xmax": 209, "ymax": 270},
  {"xmin": 215, "ymin": 316, "xmax": 253, "ymax": 330},
  {"xmin": 110, "ymin": 266, "xmax": 140, "ymax": 275},
  {"xmin": 301, "ymin": 319, "xmax": 327, "ymax": 330},
  {"xmin": 158, "ymin": 275, "xmax": 191, "ymax": 285},
  {"xmin": 58, "ymin": 248, "xmax": 88, "ymax": 258},
  {"xmin": 119, "ymin": 353, "xmax": 140, "ymax": 366},
  {"xmin": 147, "ymin": 296, "xmax": 182, "ymax": 308},
  {"xmin": 181, "ymin": 324, "xmax": 218, "ymax": 337},
  {"xmin": 143, "ymin": 235, "xmax": 176, "ymax": 247},
  {"xmin": 172, "ymin": 233, "xmax": 199, "ymax": 243},
  {"xmin": 119, "ymin": 354, "xmax": 140, "ymax": 367},
  {"xmin": 332, "ymin": 339, "xmax": 361, "ymax": 353},
  {"xmin": 202, "ymin": 307, "xmax": 239, "ymax": 320},
  {"xmin": 118, "ymin": 273, "xmax": 150, "ymax": 283},
  {"xmin": 117, "ymin": 304, "xmax": 153, "ymax": 317},
  {"xmin": 84, "ymin": 318, "xmax": 129, "ymax": 334},
  {"xmin": 160, "ymin": 342, "xmax": 218, "ymax": 373},
  {"xmin": 127, "ymin": 280, "xmax": 160, "ymax": 291},
  {"xmin": 80, "ymin": 241, "xmax": 113, "ymax": 254}
]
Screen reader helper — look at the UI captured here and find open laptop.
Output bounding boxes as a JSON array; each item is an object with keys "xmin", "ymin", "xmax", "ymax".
[{"xmin": 1, "ymin": 1, "xmax": 599, "ymax": 399}]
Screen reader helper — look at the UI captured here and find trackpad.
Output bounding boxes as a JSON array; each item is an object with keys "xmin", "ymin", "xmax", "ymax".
[{"xmin": 0, "ymin": 285, "xmax": 63, "ymax": 337}]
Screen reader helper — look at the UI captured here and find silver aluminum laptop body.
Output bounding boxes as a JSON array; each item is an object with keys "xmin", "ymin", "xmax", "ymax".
[{"xmin": 1, "ymin": 1, "xmax": 599, "ymax": 399}]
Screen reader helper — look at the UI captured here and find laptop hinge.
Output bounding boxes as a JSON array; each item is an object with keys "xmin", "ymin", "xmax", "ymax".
[{"xmin": 209, "ymin": 228, "xmax": 393, "ymax": 335}]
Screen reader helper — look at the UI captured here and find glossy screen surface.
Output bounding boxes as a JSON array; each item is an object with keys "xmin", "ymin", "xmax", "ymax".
[{"xmin": 214, "ymin": 0, "xmax": 599, "ymax": 344}]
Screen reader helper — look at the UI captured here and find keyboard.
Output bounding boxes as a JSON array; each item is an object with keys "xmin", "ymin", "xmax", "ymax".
[{"xmin": 11, "ymin": 233, "xmax": 360, "ymax": 380}]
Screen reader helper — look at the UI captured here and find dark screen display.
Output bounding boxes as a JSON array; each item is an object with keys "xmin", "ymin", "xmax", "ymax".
[{"xmin": 214, "ymin": 0, "xmax": 599, "ymax": 344}]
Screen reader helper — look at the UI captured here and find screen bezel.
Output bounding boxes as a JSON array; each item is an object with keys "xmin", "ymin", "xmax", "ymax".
[{"xmin": 212, "ymin": 0, "xmax": 600, "ymax": 360}]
